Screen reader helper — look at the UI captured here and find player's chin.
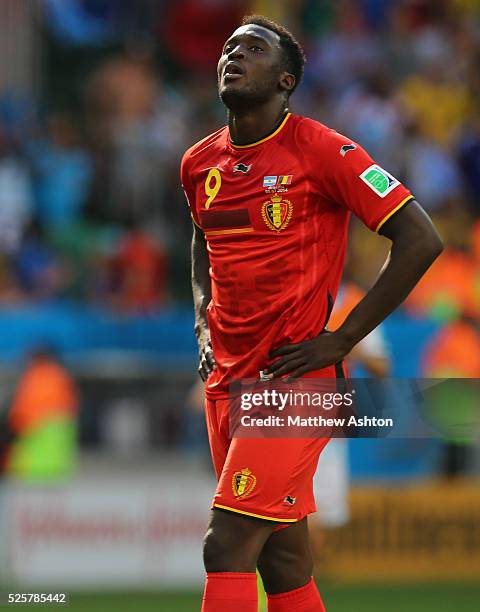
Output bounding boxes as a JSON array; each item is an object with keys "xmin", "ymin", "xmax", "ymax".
[
  {"xmin": 219, "ymin": 84, "xmax": 252, "ymax": 108},
  {"xmin": 219, "ymin": 80, "xmax": 245, "ymax": 95}
]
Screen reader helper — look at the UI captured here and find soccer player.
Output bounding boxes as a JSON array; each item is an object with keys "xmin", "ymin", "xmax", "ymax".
[{"xmin": 181, "ymin": 15, "xmax": 443, "ymax": 612}]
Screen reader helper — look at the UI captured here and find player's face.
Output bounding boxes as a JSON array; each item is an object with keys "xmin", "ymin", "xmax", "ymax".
[{"xmin": 218, "ymin": 25, "xmax": 287, "ymax": 109}]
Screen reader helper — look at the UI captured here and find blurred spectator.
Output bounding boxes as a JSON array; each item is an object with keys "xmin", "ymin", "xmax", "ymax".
[
  {"xmin": 422, "ymin": 316, "xmax": 480, "ymax": 378},
  {"xmin": 86, "ymin": 40, "xmax": 188, "ymax": 236},
  {"xmin": 383, "ymin": 1, "xmax": 418, "ymax": 81},
  {"xmin": 400, "ymin": 57, "xmax": 471, "ymax": 149},
  {"xmin": 0, "ymin": 126, "xmax": 33, "ymax": 253},
  {"xmin": 28, "ymin": 112, "xmax": 93, "ymax": 228},
  {"xmin": 421, "ymin": 316, "xmax": 480, "ymax": 477},
  {"xmin": 14, "ymin": 219, "xmax": 67, "ymax": 301},
  {"xmin": 85, "ymin": 37, "xmax": 158, "ymax": 227},
  {"xmin": 109, "ymin": 220, "xmax": 167, "ymax": 312},
  {"xmin": 48, "ymin": 221, "xmax": 120, "ymax": 302},
  {"xmin": 406, "ymin": 235, "xmax": 479, "ymax": 322},
  {"xmin": 404, "ymin": 129, "xmax": 462, "ymax": 212},
  {"xmin": 334, "ymin": 72, "xmax": 407, "ymax": 176},
  {"xmin": 86, "ymin": 41, "xmax": 157, "ymax": 141},
  {"xmin": 305, "ymin": 0, "xmax": 381, "ymax": 95},
  {"xmin": 5, "ymin": 346, "xmax": 79, "ymax": 482}
]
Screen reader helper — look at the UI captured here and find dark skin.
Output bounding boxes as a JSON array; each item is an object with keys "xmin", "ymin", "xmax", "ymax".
[
  {"xmin": 218, "ymin": 25, "xmax": 295, "ymax": 143},
  {"xmin": 191, "ymin": 23, "xmax": 443, "ymax": 593},
  {"xmin": 202, "ymin": 508, "xmax": 313, "ymax": 594},
  {"xmin": 192, "ymin": 223, "xmax": 214, "ymax": 382}
]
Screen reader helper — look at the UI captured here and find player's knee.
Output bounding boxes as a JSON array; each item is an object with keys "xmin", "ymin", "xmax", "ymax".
[
  {"xmin": 203, "ymin": 526, "xmax": 237, "ymax": 571},
  {"xmin": 203, "ymin": 526, "xmax": 224, "ymax": 571},
  {"xmin": 264, "ymin": 548, "xmax": 313, "ymax": 576},
  {"xmin": 203, "ymin": 526, "xmax": 258, "ymax": 572}
]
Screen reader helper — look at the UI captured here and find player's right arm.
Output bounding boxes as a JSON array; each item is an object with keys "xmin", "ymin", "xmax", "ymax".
[
  {"xmin": 182, "ymin": 147, "xmax": 216, "ymax": 381},
  {"xmin": 191, "ymin": 219, "xmax": 216, "ymax": 381}
]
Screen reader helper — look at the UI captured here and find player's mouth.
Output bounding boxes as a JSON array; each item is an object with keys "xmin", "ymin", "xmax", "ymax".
[{"xmin": 223, "ymin": 62, "xmax": 245, "ymax": 81}]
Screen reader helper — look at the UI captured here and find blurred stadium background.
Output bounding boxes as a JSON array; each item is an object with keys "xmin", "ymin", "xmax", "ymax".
[{"xmin": 0, "ymin": 0, "xmax": 479, "ymax": 610}]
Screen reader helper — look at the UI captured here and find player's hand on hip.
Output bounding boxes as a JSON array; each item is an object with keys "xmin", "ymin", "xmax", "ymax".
[
  {"xmin": 267, "ymin": 331, "xmax": 350, "ymax": 379},
  {"xmin": 198, "ymin": 332, "xmax": 216, "ymax": 381}
]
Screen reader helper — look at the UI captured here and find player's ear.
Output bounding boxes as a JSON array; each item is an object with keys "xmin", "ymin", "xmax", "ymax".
[{"xmin": 279, "ymin": 72, "xmax": 295, "ymax": 94}]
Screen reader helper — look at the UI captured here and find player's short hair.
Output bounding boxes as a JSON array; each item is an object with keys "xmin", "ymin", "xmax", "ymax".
[{"xmin": 241, "ymin": 15, "xmax": 305, "ymax": 95}]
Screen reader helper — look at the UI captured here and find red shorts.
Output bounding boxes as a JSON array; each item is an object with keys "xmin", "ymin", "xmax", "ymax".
[{"xmin": 205, "ymin": 365, "xmax": 342, "ymax": 524}]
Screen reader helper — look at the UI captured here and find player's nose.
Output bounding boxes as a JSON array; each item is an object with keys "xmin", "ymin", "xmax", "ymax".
[{"xmin": 227, "ymin": 45, "xmax": 245, "ymax": 61}]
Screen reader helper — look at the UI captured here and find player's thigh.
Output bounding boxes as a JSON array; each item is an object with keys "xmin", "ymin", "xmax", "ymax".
[
  {"xmin": 203, "ymin": 506, "xmax": 275, "ymax": 571},
  {"xmin": 257, "ymin": 517, "xmax": 313, "ymax": 593}
]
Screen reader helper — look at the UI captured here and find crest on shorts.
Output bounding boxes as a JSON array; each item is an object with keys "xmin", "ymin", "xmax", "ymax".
[
  {"xmin": 232, "ymin": 468, "xmax": 257, "ymax": 499},
  {"xmin": 261, "ymin": 195, "xmax": 293, "ymax": 232}
]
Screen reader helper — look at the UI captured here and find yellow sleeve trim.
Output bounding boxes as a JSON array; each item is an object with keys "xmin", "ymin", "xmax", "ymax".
[
  {"xmin": 205, "ymin": 227, "xmax": 254, "ymax": 237},
  {"xmin": 214, "ymin": 503, "xmax": 298, "ymax": 522},
  {"xmin": 375, "ymin": 195, "xmax": 414, "ymax": 233},
  {"xmin": 230, "ymin": 113, "xmax": 291, "ymax": 149}
]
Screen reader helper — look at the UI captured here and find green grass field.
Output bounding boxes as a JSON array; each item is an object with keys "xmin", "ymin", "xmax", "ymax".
[{"xmin": 11, "ymin": 582, "xmax": 480, "ymax": 611}]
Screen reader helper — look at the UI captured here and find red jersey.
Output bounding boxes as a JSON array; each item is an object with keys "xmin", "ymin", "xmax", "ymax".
[{"xmin": 181, "ymin": 113, "xmax": 413, "ymax": 399}]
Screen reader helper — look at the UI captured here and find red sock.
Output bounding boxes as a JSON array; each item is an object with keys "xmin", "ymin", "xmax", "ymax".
[
  {"xmin": 267, "ymin": 577, "xmax": 326, "ymax": 611},
  {"xmin": 201, "ymin": 572, "xmax": 258, "ymax": 611}
]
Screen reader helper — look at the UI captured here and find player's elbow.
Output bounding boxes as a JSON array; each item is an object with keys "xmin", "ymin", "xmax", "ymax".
[
  {"xmin": 382, "ymin": 200, "xmax": 444, "ymax": 266},
  {"xmin": 391, "ymin": 224, "xmax": 443, "ymax": 277},
  {"xmin": 399, "ymin": 215, "xmax": 444, "ymax": 267},
  {"xmin": 417, "ymin": 228, "xmax": 444, "ymax": 266}
]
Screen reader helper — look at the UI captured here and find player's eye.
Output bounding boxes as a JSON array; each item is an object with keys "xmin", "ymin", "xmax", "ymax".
[{"xmin": 250, "ymin": 45, "xmax": 263, "ymax": 52}]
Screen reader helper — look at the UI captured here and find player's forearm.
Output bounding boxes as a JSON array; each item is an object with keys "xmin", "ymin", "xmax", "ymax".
[
  {"xmin": 191, "ymin": 224, "xmax": 212, "ymax": 339},
  {"xmin": 337, "ymin": 202, "xmax": 443, "ymax": 350}
]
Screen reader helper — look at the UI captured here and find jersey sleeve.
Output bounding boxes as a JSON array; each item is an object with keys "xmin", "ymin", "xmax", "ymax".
[
  {"xmin": 180, "ymin": 150, "xmax": 201, "ymax": 227},
  {"xmin": 321, "ymin": 131, "xmax": 414, "ymax": 233}
]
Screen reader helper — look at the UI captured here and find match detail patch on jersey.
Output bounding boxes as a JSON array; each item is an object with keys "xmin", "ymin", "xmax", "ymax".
[
  {"xmin": 261, "ymin": 195, "xmax": 293, "ymax": 232},
  {"xmin": 232, "ymin": 468, "xmax": 256, "ymax": 499},
  {"xmin": 359, "ymin": 164, "xmax": 400, "ymax": 198},
  {"xmin": 263, "ymin": 175, "xmax": 277, "ymax": 188},
  {"xmin": 263, "ymin": 175, "xmax": 293, "ymax": 193}
]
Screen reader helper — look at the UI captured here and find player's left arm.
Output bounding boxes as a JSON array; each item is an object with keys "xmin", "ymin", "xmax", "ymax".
[{"xmin": 267, "ymin": 200, "xmax": 443, "ymax": 378}]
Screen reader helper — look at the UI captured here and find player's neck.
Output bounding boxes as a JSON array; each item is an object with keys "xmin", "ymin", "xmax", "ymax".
[{"xmin": 228, "ymin": 102, "xmax": 289, "ymax": 146}]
